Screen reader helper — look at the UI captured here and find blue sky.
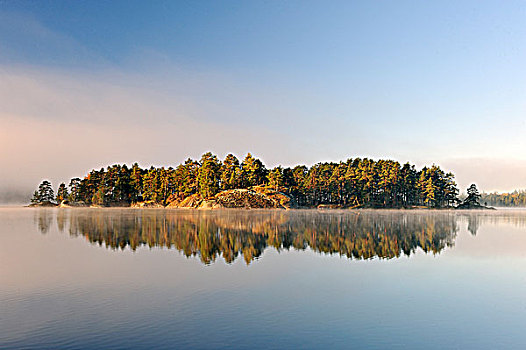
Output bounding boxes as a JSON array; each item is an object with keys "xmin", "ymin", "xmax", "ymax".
[{"xmin": 1, "ymin": 1, "xmax": 526, "ymax": 194}]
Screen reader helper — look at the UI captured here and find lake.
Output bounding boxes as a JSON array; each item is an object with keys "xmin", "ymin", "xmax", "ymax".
[{"xmin": 2, "ymin": 208, "xmax": 526, "ymax": 349}]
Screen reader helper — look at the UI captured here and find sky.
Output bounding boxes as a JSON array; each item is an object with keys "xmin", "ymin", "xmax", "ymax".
[{"xmin": 1, "ymin": 0, "xmax": 526, "ymax": 201}]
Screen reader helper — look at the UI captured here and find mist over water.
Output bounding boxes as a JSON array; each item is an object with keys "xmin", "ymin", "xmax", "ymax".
[
  {"xmin": 4, "ymin": 208, "xmax": 526, "ymax": 349},
  {"xmin": 0, "ymin": 190, "xmax": 31, "ymax": 205}
]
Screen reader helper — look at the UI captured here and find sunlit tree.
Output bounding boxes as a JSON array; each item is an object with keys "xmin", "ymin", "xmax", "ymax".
[
  {"xmin": 56, "ymin": 183, "xmax": 69, "ymax": 203},
  {"xmin": 198, "ymin": 152, "xmax": 221, "ymax": 198}
]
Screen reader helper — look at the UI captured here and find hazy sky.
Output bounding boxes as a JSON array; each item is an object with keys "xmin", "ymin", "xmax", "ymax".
[{"xmin": 1, "ymin": 0, "xmax": 526, "ymax": 198}]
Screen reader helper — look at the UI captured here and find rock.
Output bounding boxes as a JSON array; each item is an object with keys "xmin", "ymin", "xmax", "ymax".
[
  {"xmin": 130, "ymin": 200, "xmax": 164, "ymax": 208},
  {"xmin": 164, "ymin": 188, "xmax": 294, "ymax": 209},
  {"xmin": 251, "ymin": 186, "xmax": 295, "ymax": 208},
  {"xmin": 198, "ymin": 199, "xmax": 223, "ymax": 209},
  {"xmin": 212, "ymin": 188, "xmax": 291, "ymax": 209},
  {"xmin": 63, "ymin": 201, "xmax": 88, "ymax": 207},
  {"xmin": 317, "ymin": 204, "xmax": 341, "ymax": 209},
  {"xmin": 177, "ymin": 194, "xmax": 204, "ymax": 208},
  {"xmin": 28, "ymin": 201, "xmax": 57, "ymax": 207},
  {"xmin": 455, "ymin": 202, "xmax": 496, "ymax": 210},
  {"xmin": 165, "ymin": 194, "xmax": 183, "ymax": 208}
]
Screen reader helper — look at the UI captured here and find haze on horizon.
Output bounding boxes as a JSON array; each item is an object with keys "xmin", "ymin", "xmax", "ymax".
[{"xmin": 1, "ymin": 1, "xmax": 526, "ymax": 202}]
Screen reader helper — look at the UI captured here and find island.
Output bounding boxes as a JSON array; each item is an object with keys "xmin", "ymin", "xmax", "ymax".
[
  {"xmin": 29, "ymin": 152, "xmax": 475, "ymax": 210},
  {"xmin": 456, "ymin": 184, "xmax": 495, "ymax": 210}
]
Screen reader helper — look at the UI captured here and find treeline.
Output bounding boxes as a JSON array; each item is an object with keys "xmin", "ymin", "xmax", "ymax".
[
  {"xmin": 33, "ymin": 152, "xmax": 459, "ymax": 208},
  {"xmin": 481, "ymin": 190, "xmax": 526, "ymax": 207},
  {"xmin": 37, "ymin": 210, "xmax": 458, "ymax": 263}
]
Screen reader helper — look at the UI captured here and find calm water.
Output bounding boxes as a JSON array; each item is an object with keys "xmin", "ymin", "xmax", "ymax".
[{"xmin": 2, "ymin": 208, "xmax": 526, "ymax": 349}]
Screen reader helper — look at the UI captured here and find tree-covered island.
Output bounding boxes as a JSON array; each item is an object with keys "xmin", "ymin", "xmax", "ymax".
[{"xmin": 30, "ymin": 152, "xmax": 473, "ymax": 209}]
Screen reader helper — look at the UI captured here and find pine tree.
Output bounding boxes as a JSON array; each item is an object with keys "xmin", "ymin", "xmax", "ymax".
[
  {"xmin": 30, "ymin": 190, "xmax": 40, "ymax": 204},
  {"xmin": 56, "ymin": 183, "xmax": 69, "ymax": 203},
  {"xmin": 130, "ymin": 163, "xmax": 143, "ymax": 201},
  {"xmin": 175, "ymin": 159, "xmax": 199, "ymax": 197},
  {"xmin": 291, "ymin": 165, "xmax": 308, "ymax": 205},
  {"xmin": 267, "ymin": 167, "xmax": 284, "ymax": 191},
  {"xmin": 68, "ymin": 178, "xmax": 82, "ymax": 202},
  {"xmin": 465, "ymin": 184, "xmax": 481, "ymax": 205},
  {"xmin": 444, "ymin": 172, "xmax": 459, "ymax": 207},
  {"xmin": 220, "ymin": 154, "xmax": 241, "ymax": 190},
  {"xmin": 142, "ymin": 167, "xmax": 157, "ymax": 202},
  {"xmin": 198, "ymin": 152, "xmax": 221, "ymax": 198},
  {"xmin": 36, "ymin": 180, "xmax": 55, "ymax": 203},
  {"xmin": 424, "ymin": 177, "xmax": 436, "ymax": 207},
  {"xmin": 241, "ymin": 153, "xmax": 267, "ymax": 187},
  {"xmin": 92, "ymin": 187, "xmax": 105, "ymax": 206}
]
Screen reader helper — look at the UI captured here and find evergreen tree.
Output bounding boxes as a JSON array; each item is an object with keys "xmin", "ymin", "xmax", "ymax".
[
  {"xmin": 329, "ymin": 162, "xmax": 347, "ymax": 205},
  {"xmin": 142, "ymin": 167, "xmax": 158, "ymax": 202},
  {"xmin": 68, "ymin": 178, "xmax": 82, "ymax": 202},
  {"xmin": 344, "ymin": 160, "xmax": 360, "ymax": 206},
  {"xmin": 400, "ymin": 163, "xmax": 417, "ymax": 206},
  {"xmin": 281, "ymin": 167, "xmax": 295, "ymax": 190},
  {"xmin": 444, "ymin": 172, "xmax": 459, "ymax": 207},
  {"xmin": 417, "ymin": 168, "xmax": 428, "ymax": 206},
  {"xmin": 81, "ymin": 168, "xmax": 104, "ymax": 204},
  {"xmin": 130, "ymin": 163, "xmax": 143, "ymax": 201},
  {"xmin": 56, "ymin": 183, "xmax": 69, "ymax": 203},
  {"xmin": 198, "ymin": 152, "xmax": 221, "ymax": 198},
  {"xmin": 241, "ymin": 153, "xmax": 267, "ymax": 187},
  {"xmin": 30, "ymin": 190, "xmax": 40, "ymax": 204},
  {"xmin": 291, "ymin": 165, "xmax": 308, "ymax": 205},
  {"xmin": 268, "ymin": 167, "xmax": 284, "ymax": 191},
  {"xmin": 465, "ymin": 184, "xmax": 481, "ymax": 205},
  {"xmin": 220, "ymin": 154, "xmax": 241, "ymax": 190},
  {"xmin": 177, "ymin": 158, "xmax": 199, "ymax": 197},
  {"xmin": 92, "ymin": 187, "xmax": 105, "ymax": 206},
  {"xmin": 424, "ymin": 177, "xmax": 436, "ymax": 207},
  {"xmin": 36, "ymin": 180, "xmax": 55, "ymax": 203},
  {"xmin": 154, "ymin": 167, "xmax": 175, "ymax": 205}
]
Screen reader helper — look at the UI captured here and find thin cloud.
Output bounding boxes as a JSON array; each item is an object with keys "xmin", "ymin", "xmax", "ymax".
[{"xmin": 0, "ymin": 67, "xmax": 307, "ymax": 198}]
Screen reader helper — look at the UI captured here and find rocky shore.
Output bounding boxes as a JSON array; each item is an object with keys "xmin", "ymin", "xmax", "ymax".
[{"xmin": 165, "ymin": 188, "xmax": 294, "ymax": 209}]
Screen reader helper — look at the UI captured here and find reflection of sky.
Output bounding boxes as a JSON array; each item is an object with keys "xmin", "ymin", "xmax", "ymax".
[{"xmin": 3, "ymin": 209, "xmax": 526, "ymax": 349}]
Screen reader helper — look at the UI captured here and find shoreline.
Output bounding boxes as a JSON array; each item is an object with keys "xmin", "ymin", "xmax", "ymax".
[{"xmin": 20, "ymin": 204, "xmax": 496, "ymax": 211}]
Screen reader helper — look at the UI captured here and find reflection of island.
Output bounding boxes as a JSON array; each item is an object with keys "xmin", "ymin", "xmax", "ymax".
[
  {"xmin": 466, "ymin": 214, "xmax": 481, "ymax": 236},
  {"xmin": 34, "ymin": 209, "xmax": 53, "ymax": 234},
  {"xmin": 38, "ymin": 210, "xmax": 460, "ymax": 264}
]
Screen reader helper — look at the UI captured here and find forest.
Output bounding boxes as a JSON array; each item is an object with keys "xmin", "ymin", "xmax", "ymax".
[
  {"xmin": 481, "ymin": 190, "xmax": 526, "ymax": 207},
  {"xmin": 31, "ymin": 152, "xmax": 460, "ymax": 209}
]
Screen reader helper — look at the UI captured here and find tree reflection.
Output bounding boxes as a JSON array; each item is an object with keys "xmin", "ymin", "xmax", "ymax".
[
  {"xmin": 34, "ymin": 209, "xmax": 53, "ymax": 234},
  {"xmin": 466, "ymin": 214, "xmax": 481, "ymax": 236},
  {"xmin": 41, "ymin": 210, "xmax": 460, "ymax": 264}
]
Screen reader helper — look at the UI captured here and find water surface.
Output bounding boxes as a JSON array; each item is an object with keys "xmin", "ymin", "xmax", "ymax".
[{"xmin": 2, "ymin": 208, "xmax": 526, "ymax": 349}]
